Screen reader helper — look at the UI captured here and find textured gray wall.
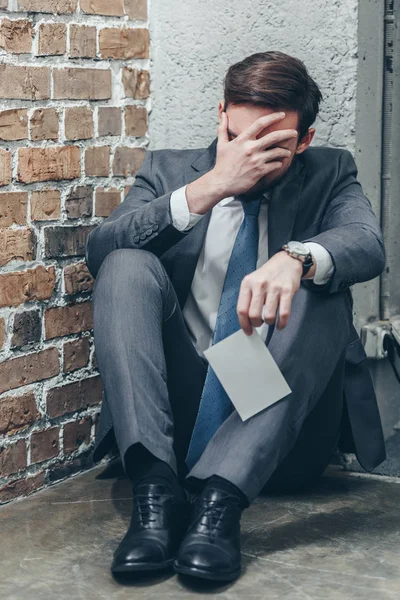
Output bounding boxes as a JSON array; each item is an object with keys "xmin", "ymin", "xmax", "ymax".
[{"xmin": 149, "ymin": 0, "xmax": 359, "ymax": 152}]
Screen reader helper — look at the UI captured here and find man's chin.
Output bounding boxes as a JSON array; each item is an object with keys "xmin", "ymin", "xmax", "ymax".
[{"xmin": 242, "ymin": 171, "xmax": 286, "ymax": 198}]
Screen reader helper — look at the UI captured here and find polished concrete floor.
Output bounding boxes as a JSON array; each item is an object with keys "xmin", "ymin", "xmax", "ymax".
[{"xmin": 1, "ymin": 462, "xmax": 400, "ymax": 600}]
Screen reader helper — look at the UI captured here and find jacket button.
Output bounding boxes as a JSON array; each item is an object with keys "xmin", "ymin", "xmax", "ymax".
[
  {"xmin": 133, "ymin": 236, "xmax": 140, "ymax": 243},
  {"xmin": 152, "ymin": 224, "xmax": 159, "ymax": 232},
  {"xmin": 145, "ymin": 228, "xmax": 153, "ymax": 236},
  {"xmin": 139, "ymin": 232, "xmax": 147, "ymax": 240}
]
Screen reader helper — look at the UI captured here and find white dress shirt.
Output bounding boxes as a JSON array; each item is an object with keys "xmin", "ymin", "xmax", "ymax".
[{"xmin": 170, "ymin": 185, "xmax": 334, "ymax": 358}]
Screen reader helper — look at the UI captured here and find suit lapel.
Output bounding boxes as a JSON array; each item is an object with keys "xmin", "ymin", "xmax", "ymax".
[
  {"xmin": 267, "ymin": 156, "xmax": 306, "ymax": 257},
  {"xmin": 172, "ymin": 138, "xmax": 217, "ymax": 308}
]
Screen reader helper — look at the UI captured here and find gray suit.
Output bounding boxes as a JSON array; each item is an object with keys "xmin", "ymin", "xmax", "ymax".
[{"xmin": 85, "ymin": 138, "xmax": 386, "ymax": 501}]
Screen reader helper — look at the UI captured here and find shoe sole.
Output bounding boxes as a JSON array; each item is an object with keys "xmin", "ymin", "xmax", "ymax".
[
  {"xmin": 173, "ymin": 561, "xmax": 241, "ymax": 582},
  {"xmin": 111, "ymin": 558, "xmax": 174, "ymax": 574}
]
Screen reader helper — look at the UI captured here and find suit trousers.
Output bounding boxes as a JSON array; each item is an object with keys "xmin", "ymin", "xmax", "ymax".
[{"xmin": 92, "ymin": 248, "xmax": 353, "ymax": 503}]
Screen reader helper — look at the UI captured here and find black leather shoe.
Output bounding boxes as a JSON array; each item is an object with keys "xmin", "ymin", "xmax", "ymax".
[
  {"xmin": 111, "ymin": 483, "xmax": 190, "ymax": 574},
  {"xmin": 173, "ymin": 487, "xmax": 242, "ymax": 582}
]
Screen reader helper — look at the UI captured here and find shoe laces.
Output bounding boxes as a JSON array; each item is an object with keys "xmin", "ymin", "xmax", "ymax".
[
  {"xmin": 197, "ymin": 497, "xmax": 240, "ymax": 543},
  {"xmin": 134, "ymin": 493, "xmax": 163, "ymax": 528}
]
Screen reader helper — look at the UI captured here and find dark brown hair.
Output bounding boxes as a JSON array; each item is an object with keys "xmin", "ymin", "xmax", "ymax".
[{"xmin": 224, "ymin": 51, "xmax": 323, "ymax": 140}]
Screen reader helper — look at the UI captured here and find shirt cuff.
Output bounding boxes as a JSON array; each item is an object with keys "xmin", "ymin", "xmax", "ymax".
[
  {"xmin": 170, "ymin": 185, "xmax": 205, "ymax": 232},
  {"xmin": 303, "ymin": 242, "xmax": 335, "ymax": 285}
]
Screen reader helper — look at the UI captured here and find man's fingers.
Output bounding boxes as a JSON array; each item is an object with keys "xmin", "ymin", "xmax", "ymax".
[
  {"xmin": 261, "ymin": 146, "xmax": 292, "ymax": 164},
  {"xmin": 247, "ymin": 289, "xmax": 266, "ymax": 328},
  {"xmin": 256, "ymin": 128, "xmax": 298, "ymax": 150},
  {"xmin": 260, "ymin": 161, "xmax": 283, "ymax": 176},
  {"xmin": 242, "ymin": 112, "xmax": 286, "ymax": 140},
  {"xmin": 263, "ymin": 288, "xmax": 280, "ymax": 325},
  {"xmin": 217, "ymin": 110, "xmax": 229, "ymax": 144},
  {"xmin": 237, "ymin": 283, "xmax": 253, "ymax": 335},
  {"xmin": 277, "ymin": 290, "xmax": 293, "ymax": 329}
]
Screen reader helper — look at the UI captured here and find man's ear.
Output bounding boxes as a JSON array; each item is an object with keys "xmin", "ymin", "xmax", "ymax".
[
  {"xmin": 295, "ymin": 128, "xmax": 315, "ymax": 154},
  {"xmin": 217, "ymin": 99, "xmax": 225, "ymax": 122}
]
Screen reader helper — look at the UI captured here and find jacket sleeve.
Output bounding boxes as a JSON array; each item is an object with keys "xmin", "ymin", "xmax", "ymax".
[
  {"xmin": 302, "ymin": 149, "xmax": 386, "ymax": 294},
  {"xmin": 85, "ymin": 151, "xmax": 188, "ymax": 278}
]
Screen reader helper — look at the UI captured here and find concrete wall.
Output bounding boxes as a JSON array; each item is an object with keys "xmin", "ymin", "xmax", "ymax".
[{"xmin": 149, "ymin": 0, "xmax": 359, "ymax": 152}]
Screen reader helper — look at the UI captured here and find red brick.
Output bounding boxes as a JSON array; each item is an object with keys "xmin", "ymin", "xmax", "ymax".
[
  {"xmin": 0, "ymin": 64, "xmax": 50, "ymax": 100},
  {"xmin": 63, "ymin": 337, "xmax": 90, "ymax": 372},
  {"xmin": 64, "ymin": 262, "xmax": 94, "ymax": 294},
  {"xmin": 30, "ymin": 108, "xmax": 59, "ymax": 141},
  {"xmin": 65, "ymin": 186, "xmax": 92, "ymax": 219},
  {"xmin": 85, "ymin": 146, "xmax": 110, "ymax": 177},
  {"xmin": 0, "ymin": 471, "xmax": 45, "ymax": 505},
  {"xmin": 125, "ymin": 105, "xmax": 147, "ymax": 137},
  {"xmin": 18, "ymin": 147, "xmax": 80, "ymax": 183},
  {"xmin": 31, "ymin": 189, "xmax": 61, "ymax": 221},
  {"xmin": 112, "ymin": 146, "xmax": 145, "ymax": 176},
  {"xmin": 122, "ymin": 67, "xmax": 150, "ymax": 99},
  {"xmin": 0, "ymin": 347, "xmax": 59, "ymax": 394},
  {"xmin": 0, "ymin": 229, "xmax": 33, "ymax": 267},
  {"xmin": 44, "ymin": 302, "xmax": 93, "ymax": 339},
  {"xmin": 47, "ymin": 376, "xmax": 102, "ymax": 418},
  {"xmin": 98, "ymin": 107, "xmax": 121, "ymax": 136},
  {"xmin": 0, "ymin": 392, "xmax": 39, "ymax": 436},
  {"xmin": 53, "ymin": 68, "xmax": 111, "ymax": 100},
  {"xmin": 30, "ymin": 426, "xmax": 59, "ymax": 464},
  {"xmin": 65, "ymin": 107, "xmax": 93, "ymax": 141},
  {"xmin": 95, "ymin": 187, "xmax": 120, "ymax": 217},
  {"xmin": 0, "ymin": 439, "xmax": 27, "ymax": 476},
  {"xmin": 0, "ymin": 149, "xmax": 11, "ymax": 186},
  {"xmin": 69, "ymin": 24, "xmax": 96, "ymax": 58},
  {"xmin": 124, "ymin": 0, "xmax": 147, "ymax": 20},
  {"xmin": 63, "ymin": 417, "xmax": 91, "ymax": 453},
  {"xmin": 0, "ymin": 109, "xmax": 28, "ymax": 141},
  {"xmin": 0, "ymin": 316, "xmax": 5, "ymax": 350},
  {"xmin": 80, "ymin": 0, "xmax": 123, "ymax": 16},
  {"xmin": 37, "ymin": 22, "xmax": 66, "ymax": 56},
  {"xmin": 99, "ymin": 27, "xmax": 149, "ymax": 60},
  {"xmin": 17, "ymin": 0, "xmax": 77, "ymax": 12},
  {"xmin": 0, "ymin": 265, "xmax": 56, "ymax": 308},
  {"xmin": 0, "ymin": 18, "xmax": 33, "ymax": 54},
  {"xmin": 0, "ymin": 192, "xmax": 28, "ymax": 226},
  {"xmin": 124, "ymin": 185, "xmax": 131, "ymax": 198},
  {"xmin": 44, "ymin": 225, "xmax": 95, "ymax": 258}
]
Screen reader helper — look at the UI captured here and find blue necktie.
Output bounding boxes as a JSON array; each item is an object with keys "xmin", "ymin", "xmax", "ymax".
[{"xmin": 185, "ymin": 195, "xmax": 262, "ymax": 470}]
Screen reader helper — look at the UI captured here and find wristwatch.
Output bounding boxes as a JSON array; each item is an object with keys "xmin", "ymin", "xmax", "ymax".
[{"xmin": 282, "ymin": 241, "xmax": 314, "ymax": 277}]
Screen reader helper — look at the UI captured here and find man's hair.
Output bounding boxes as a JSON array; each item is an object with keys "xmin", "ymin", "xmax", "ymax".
[{"xmin": 224, "ymin": 51, "xmax": 323, "ymax": 140}]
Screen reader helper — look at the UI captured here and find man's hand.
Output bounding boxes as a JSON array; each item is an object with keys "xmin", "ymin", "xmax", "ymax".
[
  {"xmin": 211, "ymin": 111, "xmax": 297, "ymax": 198},
  {"xmin": 185, "ymin": 112, "xmax": 298, "ymax": 215},
  {"xmin": 237, "ymin": 251, "xmax": 308, "ymax": 334}
]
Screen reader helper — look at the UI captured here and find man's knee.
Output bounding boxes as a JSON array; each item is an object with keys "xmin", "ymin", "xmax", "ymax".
[
  {"xmin": 93, "ymin": 248, "xmax": 168, "ymax": 299},
  {"xmin": 94, "ymin": 248, "xmax": 167, "ymax": 291}
]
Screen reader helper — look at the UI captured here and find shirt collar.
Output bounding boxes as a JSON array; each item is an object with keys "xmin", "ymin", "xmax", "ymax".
[{"xmin": 219, "ymin": 191, "xmax": 270, "ymax": 207}]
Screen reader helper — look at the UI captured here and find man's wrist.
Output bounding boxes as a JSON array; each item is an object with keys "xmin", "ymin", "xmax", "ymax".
[
  {"xmin": 278, "ymin": 250, "xmax": 303, "ymax": 276},
  {"xmin": 186, "ymin": 169, "xmax": 227, "ymax": 214}
]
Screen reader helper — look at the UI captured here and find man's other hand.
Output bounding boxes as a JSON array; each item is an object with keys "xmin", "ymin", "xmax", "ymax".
[{"xmin": 237, "ymin": 251, "xmax": 307, "ymax": 333}]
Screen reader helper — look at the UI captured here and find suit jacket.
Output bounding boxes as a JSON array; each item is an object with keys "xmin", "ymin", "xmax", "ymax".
[{"xmin": 85, "ymin": 137, "xmax": 387, "ymax": 472}]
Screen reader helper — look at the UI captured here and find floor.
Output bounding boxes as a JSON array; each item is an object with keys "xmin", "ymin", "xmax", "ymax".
[{"xmin": 1, "ymin": 461, "xmax": 400, "ymax": 600}]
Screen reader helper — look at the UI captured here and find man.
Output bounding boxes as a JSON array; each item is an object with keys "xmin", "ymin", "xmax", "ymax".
[{"xmin": 85, "ymin": 51, "xmax": 386, "ymax": 583}]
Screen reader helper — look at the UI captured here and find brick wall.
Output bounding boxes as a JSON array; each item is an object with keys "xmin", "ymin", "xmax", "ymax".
[{"xmin": 0, "ymin": 0, "xmax": 149, "ymax": 504}]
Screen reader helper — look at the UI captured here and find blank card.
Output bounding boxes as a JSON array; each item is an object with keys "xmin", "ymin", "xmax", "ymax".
[{"xmin": 203, "ymin": 328, "xmax": 292, "ymax": 421}]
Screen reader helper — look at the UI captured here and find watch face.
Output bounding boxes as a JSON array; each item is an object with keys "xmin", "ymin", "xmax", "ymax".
[{"xmin": 287, "ymin": 241, "xmax": 309, "ymax": 256}]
